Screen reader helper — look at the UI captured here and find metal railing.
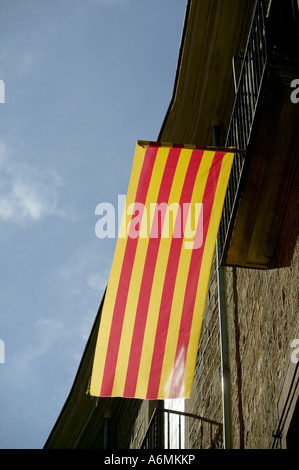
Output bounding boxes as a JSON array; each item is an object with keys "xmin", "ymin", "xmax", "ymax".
[
  {"xmin": 218, "ymin": 0, "xmax": 269, "ymax": 260},
  {"xmin": 140, "ymin": 407, "xmax": 223, "ymax": 450},
  {"xmin": 218, "ymin": 0, "xmax": 299, "ymax": 262},
  {"xmin": 139, "ymin": 407, "xmax": 163, "ymax": 450}
]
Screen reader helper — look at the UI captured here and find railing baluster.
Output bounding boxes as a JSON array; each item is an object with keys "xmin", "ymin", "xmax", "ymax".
[
  {"xmin": 218, "ymin": 0, "xmax": 270, "ymax": 261},
  {"xmin": 140, "ymin": 407, "xmax": 223, "ymax": 449},
  {"xmin": 167, "ymin": 410, "xmax": 170, "ymax": 449},
  {"xmin": 179, "ymin": 415, "xmax": 182, "ymax": 449}
]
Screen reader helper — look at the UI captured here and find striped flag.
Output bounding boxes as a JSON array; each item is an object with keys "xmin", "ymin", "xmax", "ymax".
[{"xmin": 90, "ymin": 141, "xmax": 234, "ymax": 399}]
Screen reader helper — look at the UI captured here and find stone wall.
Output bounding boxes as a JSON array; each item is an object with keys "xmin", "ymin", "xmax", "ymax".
[
  {"xmin": 185, "ymin": 239, "xmax": 298, "ymax": 449},
  {"xmin": 225, "ymin": 239, "xmax": 299, "ymax": 448}
]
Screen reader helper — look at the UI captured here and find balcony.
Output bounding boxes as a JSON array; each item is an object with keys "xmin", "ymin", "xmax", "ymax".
[
  {"xmin": 219, "ymin": 0, "xmax": 299, "ymax": 269},
  {"xmin": 140, "ymin": 407, "xmax": 223, "ymax": 450}
]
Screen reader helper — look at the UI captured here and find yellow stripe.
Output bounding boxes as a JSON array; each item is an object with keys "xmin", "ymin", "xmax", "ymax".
[
  {"xmin": 111, "ymin": 146, "xmax": 170, "ymax": 396},
  {"xmin": 182, "ymin": 152, "xmax": 234, "ymax": 397},
  {"xmin": 157, "ymin": 151, "xmax": 214, "ymax": 399},
  {"xmin": 134, "ymin": 148, "xmax": 193, "ymax": 398},
  {"xmin": 90, "ymin": 144, "xmax": 147, "ymax": 396}
]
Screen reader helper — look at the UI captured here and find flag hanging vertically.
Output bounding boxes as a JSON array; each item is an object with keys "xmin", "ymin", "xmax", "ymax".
[{"xmin": 90, "ymin": 141, "xmax": 235, "ymax": 400}]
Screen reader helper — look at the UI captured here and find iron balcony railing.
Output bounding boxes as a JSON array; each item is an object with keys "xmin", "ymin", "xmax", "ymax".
[
  {"xmin": 219, "ymin": 0, "xmax": 299, "ymax": 262},
  {"xmin": 218, "ymin": 0, "xmax": 269, "ymax": 261},
  {"xmin": 139, "ymin": 407, "xmax": 223, "ymax": 450}
]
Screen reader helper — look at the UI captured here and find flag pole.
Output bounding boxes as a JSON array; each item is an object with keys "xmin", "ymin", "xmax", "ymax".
[
  {"xmin": 137, "ymin": 140, "xmax": 245, "ymax": 154},
  {"xmin": 213, "ymin": 125, "xmax": 232, "ymax": 449}
]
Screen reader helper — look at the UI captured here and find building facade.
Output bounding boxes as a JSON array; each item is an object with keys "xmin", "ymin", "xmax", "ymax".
[{"xmin": 45, "ymin": 0, "xmax": 299, "ymax": 449}]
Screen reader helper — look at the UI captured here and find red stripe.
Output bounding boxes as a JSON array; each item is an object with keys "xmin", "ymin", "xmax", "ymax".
[
  {"xmin": 145, "ymin": 150, "xmax": 205, "ymax": 399},
  {"xmin": 123, "ymin": 148, "xmax": 181, "ymax": 397},
  {"xmin": 100, "ymin": 146, "xmax": 158, "ymax": 396},
  {"xmin": 168, "ymin": 153, "xmax": 225, "ymax": 398}
]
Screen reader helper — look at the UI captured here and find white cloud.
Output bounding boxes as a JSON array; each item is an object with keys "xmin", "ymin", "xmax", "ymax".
[
  {"xmin": 18, "ymin": 51, "xmax": 41, "ymax": 75},
  {"xmin": 50, "ymin": 245, "xmax": 112, "ymax": 345},
  {"xmin": 12, "ymin": 246, "xmax": 111, "ymax": 385},
  {"xmin": 56, "ymin": 245, "xmax": 111, "ymax": 303},
  {"xmin": 19, "ymin": 318, "xmax": 67, "ymax": 371},
  {"xmin": 0, "ymin": 141, "xmax": 66, "ymax": 224}
]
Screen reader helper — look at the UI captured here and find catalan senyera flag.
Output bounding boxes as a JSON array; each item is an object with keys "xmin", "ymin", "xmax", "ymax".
[{"xmin": 90, "ymin": 141, "xmax": 235, "ymax": 400}]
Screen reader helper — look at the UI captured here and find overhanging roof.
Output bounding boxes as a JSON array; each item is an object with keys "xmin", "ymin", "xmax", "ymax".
[{"xmin": 159, "ymin": 0, "xmax": 256, "ymax": 145}]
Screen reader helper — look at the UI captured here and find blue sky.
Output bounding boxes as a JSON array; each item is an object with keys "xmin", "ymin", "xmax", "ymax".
[{"xmin": 0, "ymin": 0, "xmax": 186, "ymax": 449}]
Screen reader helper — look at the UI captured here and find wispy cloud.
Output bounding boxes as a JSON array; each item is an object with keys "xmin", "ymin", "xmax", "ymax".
[
  {"xmin": 0, "ymin": 141, "xmax": 66, "ymax": 224},
  {"xmin": 55, "ymin": 245, "xmax": 111, "ymax": 311},
  {"xmin": 18, "ymin": 317, "xmax": 67, "ymax": 372},
  {"xmin": 14, "ymin": 245, "xmax": 111, "ymax": 385},
  {"xmin": 18, "ymin": 51, "xmax": 42, "ymax": 75}
]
